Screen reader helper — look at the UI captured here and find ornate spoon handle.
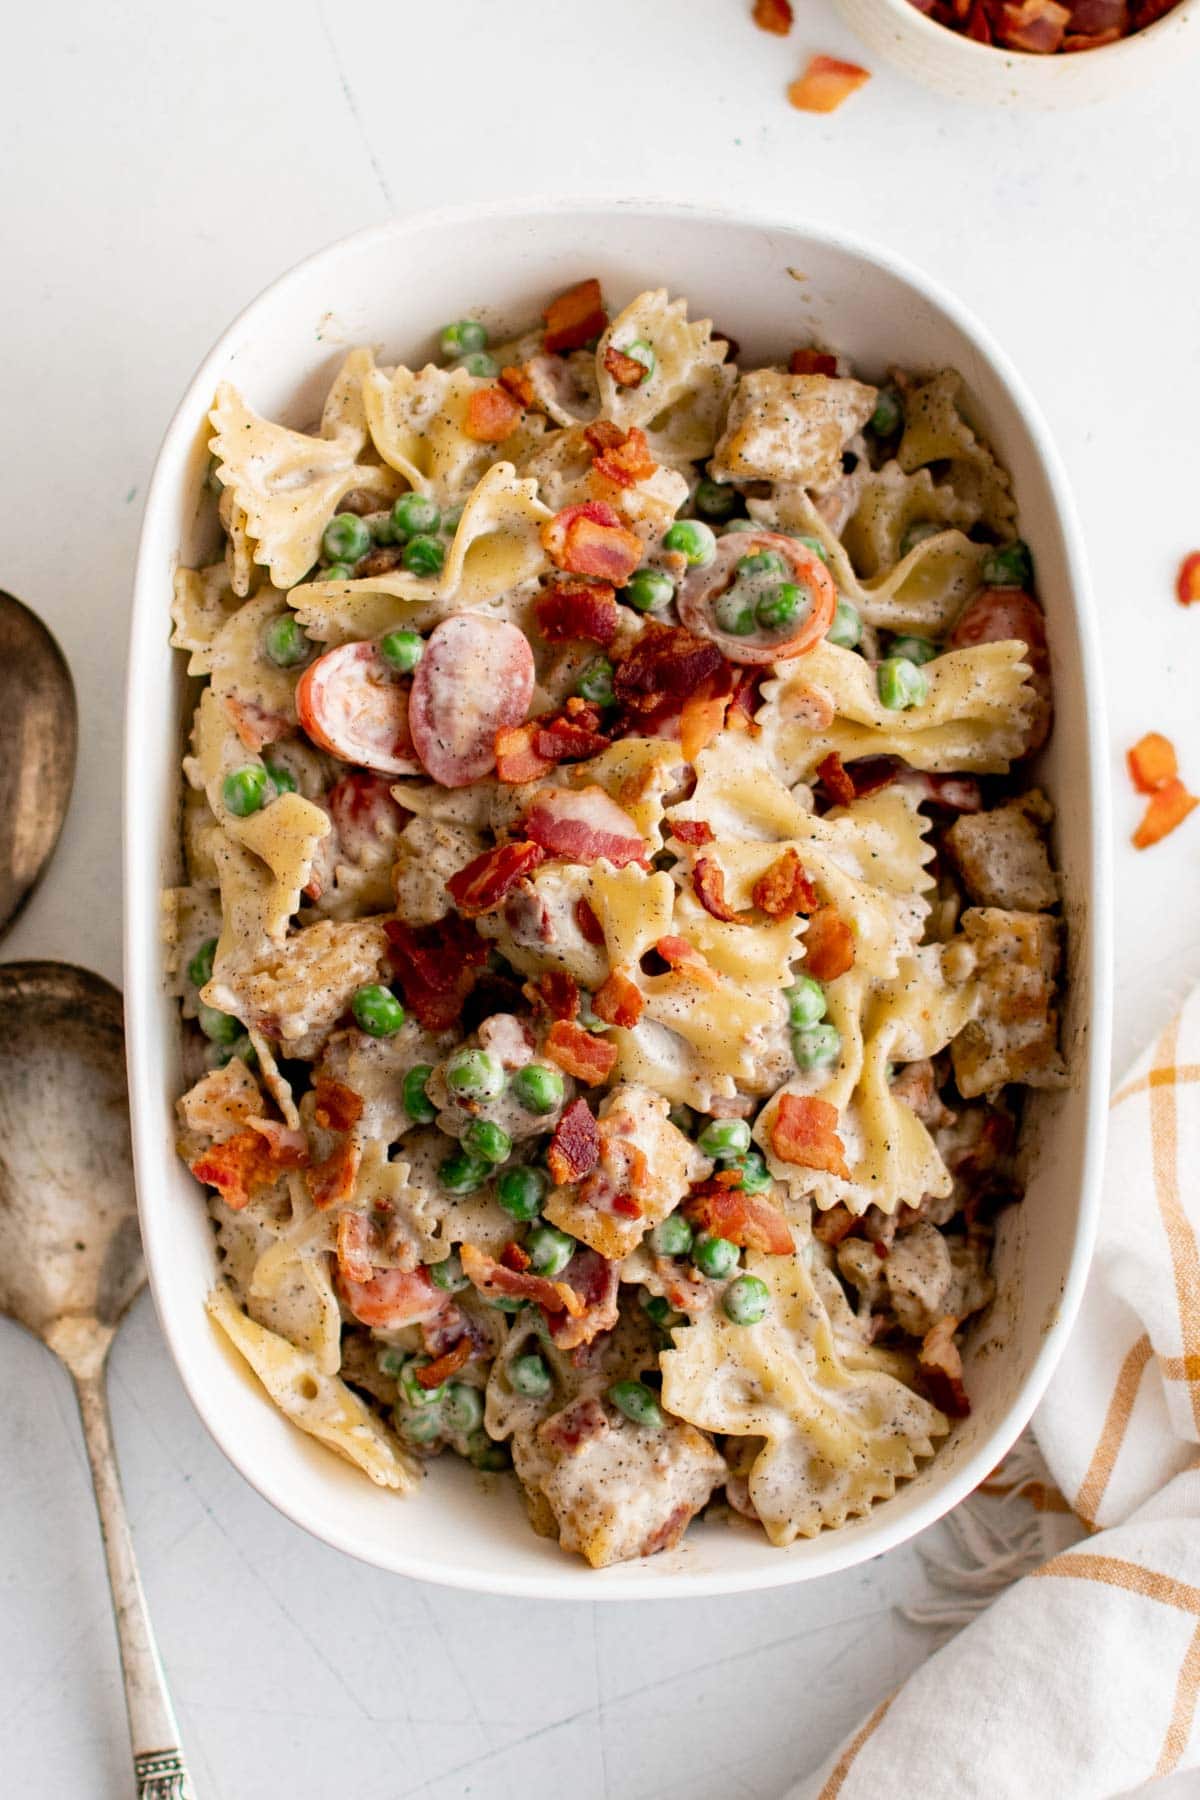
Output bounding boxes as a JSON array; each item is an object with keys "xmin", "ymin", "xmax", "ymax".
[{"xmin": 74, "ymin": 1367, "xmax": 197, "ymax": 1800}]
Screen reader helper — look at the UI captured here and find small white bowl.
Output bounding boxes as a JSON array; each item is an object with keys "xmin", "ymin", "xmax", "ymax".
[
  {"xmin": 125, "ymin": 199, "xmax": 1112, "ymax": 1598},
  {"xmin": 835, "ymin": 0, "xmax": 1200, "ymax": 105}
]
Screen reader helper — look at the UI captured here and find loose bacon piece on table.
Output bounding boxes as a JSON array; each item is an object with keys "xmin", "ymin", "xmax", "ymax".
[
  {"xmin": 672, "ymin": 819, "xmax": 714, "ymax": 846},
  {"xmin": 817, "ymin": 750, "xmax": 858, "ymax": 809},
  {"xmin": 771, "ymin": 1094, "xmax": 851, "ymax": 1179},
  {"xmin": 190, "ymin": 1127, "xmax": 308, "ymax": 1211},
  {"xmin": 575, "ymin": 896, "xmax": 606, "ymax": 945},
  {"xmin": 534, "ymin": 580, "xmax": 620, "ymax": 646},
  {"xmin": 1127, "ymin": 731, "xmax": 1179, "ymax": 795},
  {"xmin": 592, "ymin": 968, "xmax": 644, "ymax": 1029},
  {"xmin": 613, "ymin": 624, "xmax": 726, "ymax": 716},
  {"xmin": 542, "ymin": 278, "xmax": 607, "ymax": 355},
  {"xmin": 414, "ymin": 1337, "xmax": 473, "ymax": 1389},
  {"xmin": 461, "ymin": 1242, "xmax": 585, "ymax": 1315},
  {"xmin": 547, "ymin": 1096, "xmax": 601, "ymax": 1184},
  {"xmin": 1177, "ymin": 553, "xmax": 1200, "ymax": 606},
  {"xmin": 693, "ymin": 857, "xmax": 747, "ymax": 924},
  {"xmin": 752, "ymin": 848, "xmax": 818, "ymax": 919},
  {"xmin": 584, "ymin": 422, "xmax": 657, "ymax": 488},
  {"xmin": 788, "ymin": 54, "xmax": 871, "ymax": 113},
  {"xmin": 339, "ymin": 1264, "xmax": 448, "ymax": 1331},
  {"xmin": 547, "ymin": 1248, "xmax": 621, "ymax": 1351},
  {"xmin": 996, "ymin": 0, "xmax": 1070, "ymax": 49},
  {"xmin": 384, "ymin": 915, "xmax": 489, "ymax": 1030},
  {"xmin": 312, "ymin": 1075, "xmax": 364, "ymax": 1133},
  {"xmin": 306, "ymin": 1136, "xmax": 361, "ymax": 1209},
  {"xmin": 602, "ymin": 344, "xmax": 651, "ymax": 387},
  {"xmin": 541, "ymin": 501, "xmax": 644, "ymax": 585},
  {"xmin": 1133, "ymin": 779, "xmax": 1199, "ymax": 850},
  {"xmin": 545, "ymin": 1020, "xmax": 619, "ymax": 1084},
  {"xmin": 523, "ymin": 784, "xmax": 647, "ymax": 868},
  {"xmin": 655, "ymin": 935, "xmax": 720, "ymax": 989},
  {"xmin": 536, "ymin": 970, "xmax": 581, "ymax": 1021},
  {"xmin": 683, "ymin": 1182, "xmax": 794, "ymax": 1255},
  {"xmin": 464, "ymin": 385, "xmax": 523, "ymax": 442},
  {"xmin": 803, "ymin": 905, "xmax": 856, "ymax": 980},
  {"xmin": 447, "ymin": 841, "xmax": 546, "ymax": 917},
  {"xmin": 753, "ymin": 0, "xmax": 794, "ymax": 31},
  {"xmin": 918, "ymin": 1316, "xmax": 970, "ymax": 1419},
  {"xmin": 788, "ymin": 348, "xmax": 838, "ymax": 376}
]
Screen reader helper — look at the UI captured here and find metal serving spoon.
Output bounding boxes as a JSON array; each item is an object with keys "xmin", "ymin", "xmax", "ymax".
[
  {"xmin": 0, "ymin": 591, "xmax": 78, "ymax": 937},
  {"xmin": 0, "ymin": 963, "xmax": 197, "ymax": 1800}
]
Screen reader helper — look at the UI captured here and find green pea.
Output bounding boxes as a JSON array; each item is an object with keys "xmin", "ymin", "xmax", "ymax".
[
  {"xmin": 625, "ymin": 568, "xmax": 675, "ymax": 613},
  {"xmin": 982, "ymin": 539, "xmax": 1033, "ymax": 589},
  {"xmin": 698, "ymin": 1118, "xmax": 751, "ymax": 1158},
  {"xmin": 430, "ymin": 1253, "xmax": 469, "ymax": 1293},
  {"xmin": 443, "ymin": 1383, "xmax": 484, "ymax": 1435},
  {"xmin": 827, "ymin": 597, "xmax": 863, "ymax": 650},
  {"xmin": 723, "ymin": 1274, "xmax": 770, "ymax": 1325},
  {"xmin": 663, "ymin": 519, "xmax": 716, "ymax": 567},
  {"xmin": 878, "ymin": 656, "xmax": 929, "ymax": 711},
  {"xmin": 650, "ymin": 1212, "xmax": 694, "ymax": 1258},
  {"xmin": 370, "ymin": 513, "xmax": 398, "ymax": 545},
  {"xmin": 322, "ymin": 512, "xmax": 371, "ymax": 564},
  {"xmin": 785, "ymin": 976, "xmax": 827, "ymax": 1029},
  {"xmin": 403, "ymin": 1064, "xmax": 437, "ymax": 1124},
  {"xmin": 402, "ymin": 533, "xmax": 445, "ymax": 578},
  {"xmin": 380, "ymin": 629, "xmax": 424, "ymax": 674},
  {"xmin": 466, "ymin": 1428, "xmax": 510, "ymax": 1471},
  {"xmin": 377, "ymin": 1346, "xmax": 408, "ymax": 1377},
  {"xmin": 607, "ymin": 1379, "xmax": 663, "ymax": 1429},
  {"xmin": 391, "ymin": 492, "xmax": 441, "ymax": 538},
  {"xmin": 889, "ymin": 635, "xmax": 938, "ymax": 666},
  {"xmin": 446, "ymin": 1047, "xmax": 504, "ymax": 1101},
  {"xmin": 694, "ymin": 479, "xmax": 738, "ymax": 522},
  {"xmin": 510, "ymin": 1353, "xmax": 553, "ymax": 1399},
  {"xmin": 222, "ymin": 765, "xmax": 271, "ymax": 818},
  {"xmin": 510, "ymin": 1063, "xmax": 564, "ymax": 1115},
  {"xmin": 487, "ymin": 1296, "xmax": 528, "ymax": 1313},
  {"xmin": 463, "ymin": 1118, "xmax": 512, "ymax": 1165},
  {"xmin": 187, "ymin": 937, "xmax": 217, "ymax": 989},
  {"xmin": 197, "ymin": 1005, "xmax": 243, "ymax": 1047},
  {"xmin": 729, "ymin": 1150, "xmax": 772, "ymax": 1195},
  {"xmin": 439, "ymin": 1150, "xmax": 491, "ymax": 1194},
  {"xmin": 693, "ymin": 1233, "xmax": 739, "ymax": 1280},
  {"xmin": 264, "ymin": 763, "xmax": 297, "ymax": 796},
  {"xmin": 263, "ymin": 613, "xmax": 310, "ymax": 668},
  {"xmin": 398, "ymin": 1407, "xmax": 443, "ymax": 1445},
  {"xmin": 756, "ymin": 583, "xmax": 802, "ymax": 631},
  {"xmin": 736, "ymin": 550, "xmax": 788, "ymax": 580},
  {"xmin": 793, "ymin": 1022, "xmax": 842, "ymax": 1069},
  {"xmin": 352, "ymin": 984, "xmax": 406, "ymax": 1037},
  {"xmin": 526, "ymin": 1224, "xmax": 575, "ymax": 1276},
  {"xmin": 577, "ymin": 657, "xmax": 615, "ymax": 706},
  {"xmin": 322, "ymin": 562, "xmax": 355, "ymax": 582},
  {"xmin": 399, "ymin": 1358, "xmax": 444, "ymax": 1408},
  {"xmin": 456, "ymin": 351, "xmax": 499, "ymax": 378},
  {"xmin": 622, "ymin": 339, "xmax": 656, "ymax": 381},
  {"xmin": 899, "ymin": 520, "xmax": 942, "ymax": 557},
  {"xmin": 721, "ymin": 518, "xmax": 759, "ymax": 534},
  {"xmin": 870, "ymin": 388, "xmax": 904, "ymax": 437},
  {"xmin": 641, "ymin": 1293, "xmax": 685, "ymax": 1330},
  {"xmin": 497, "ymin": 1165, "xmax": 547, "ymax": 1223},
  {"xmin": 713, "ymin": 588, "xmax": 756, "ymax": 636},
  {"xmin": 440, "ymin": 319, "xmax": 488, "ymax": 360}
]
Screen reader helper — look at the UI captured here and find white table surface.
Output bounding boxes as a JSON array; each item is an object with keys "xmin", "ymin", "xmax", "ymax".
[{"xmin": 3, "ymin": 3, "xmax": 1199, "ymax": 1795}]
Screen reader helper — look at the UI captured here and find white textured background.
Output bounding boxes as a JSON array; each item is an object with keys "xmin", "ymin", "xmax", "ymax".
[{"xmin": 2, "ymin": 2, "xmax": 1198, "ymax": 1795}]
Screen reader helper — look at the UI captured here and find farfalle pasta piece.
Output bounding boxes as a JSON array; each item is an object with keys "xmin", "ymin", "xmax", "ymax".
[
  {"xmin": 711, "ymin": 369, "xmax": 877, "ymax": 488},
  {"xmin": 170, "ymin": 562, "xmax": 243, "ymax": 675},
  {"xmin": 207, "ymin": 588, "xmax": 302, "ymax": 750},
  {"xmin": 517, "ymin": 424, "xmax": 689, "ymax": 539},
  {"xmin": 218, "ymin": 486, "xmax": 258, "ymax": 599},
  {"xmin": 204, "ymin": 913, "xmax": 391, "ymax": 1057},
  {"xmin": 896, "ymin": 369, "xmax": 1016, "ymax": 536},
  {"xmin": 360, "ymin": 356, "xmax": 538, "ymax": 503},
  {"xmin": 214, "ymin": 1190, "xmax": 342, "ymax": 1375},
  {"xmin": 661, "ymin": 1247, "xmax": 947, "ymax": 1543},
  {"xmin": 594, "ymin": 289, "xmax": 736, "ymax": 463},
  {"xmin": 840, "ymin": 461, "xmax": 980, "ymax": 577}
]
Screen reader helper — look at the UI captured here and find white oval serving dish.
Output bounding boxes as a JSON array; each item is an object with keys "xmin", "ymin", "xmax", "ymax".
[{"xmin": 124, "ymin": 198, "xmax": 1112, "ymax": 1599}]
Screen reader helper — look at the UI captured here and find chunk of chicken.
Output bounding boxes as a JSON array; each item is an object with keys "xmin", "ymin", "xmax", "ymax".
[
  {"xmin": 544, "ymin": 1082, "xmax": 711, "ymax": 1260},
  {"xmin": 945, "ymin": 791, "xmax": 1058, "ymax": 912},
  {"xmin": 710, "ymin": 370, "xmax": 877, "ymax": 488},
  {"xmin": 952, "ymin": 908, "xmax": 1066, "ymax": 1097}
]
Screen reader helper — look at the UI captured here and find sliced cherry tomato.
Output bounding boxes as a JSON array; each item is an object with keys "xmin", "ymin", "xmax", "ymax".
[
  {"xmin": 296, "ymin": 640, "xmax": 421, "ymax": 776},
  {"xmin": 950, "ymin": 587, "xmax": 1052, "ymax": 753},
  {"xmin": 408, "ymin": 615, "xmax": 534, "ymax": 788},
  {"xmin": 677, "ymin": 531, "xmax": 837, "ymax": 665}
]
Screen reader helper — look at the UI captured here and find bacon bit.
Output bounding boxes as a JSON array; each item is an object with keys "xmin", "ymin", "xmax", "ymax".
[
  {"xmin": 384, "ymin": 915, "xmax": 489, "ymax": 1030},
  {"xmin": 1133, "ymin": 778, "xmax": 1199, "ymax": 850},
  {"xmin": 672, "ymin": 819, "xmax": 714, "ymax": 846},
  {"xmin": 918, "ymin": 1316, "xmax": 970, "ymax": 1418},
  {"xmin": 726, "ymin": 666, "xmax": 765, "ymax": 734},
  {"xmin": 464, "ymin": 384, "xmax": 522, "ymax": 442},
  {"xmin": 752, "ymin": 848, "xmax": 818, "ymax": 919},
  {"xmin": 340, "ymin": 1264, "xmax": 446, "ymax": 1330},
  {"xmin": 546, "ymin": 1248, "xmax": 621, "ymax": 1351},
  {"xmin": 1177, "ymin": 553, "xmax": 1200, "ymax": 606},
  {"xmin": 996, "ymin": 0, "xmax": 1070, "ymax": 50},
  {"xmin": 534, "ymin": 580, "xmax": 620, "ymax": 645},
  {"xmin": 611, "ymin": 1193, "xmax": 642, "ymax": 1218},
  {"xmin": 494, "ymin": 724, "xmax": 553, "ymax": 784},
  {"xmin": 499, "ymin": 363, "xmax": 539, "ymax": 409},
  {"xmin": 655, "ymin": 935, "xmax": 720, "ymax": 989},
  {"xmin": 545, "ymin": 1019, "xmax": 619, "ymax": 1084},
  {"xmin": 693, "ymin": 857, "xmax": 747, "ymax": 924},
  {"xmin": 541, "ymin": 501, "xmax": 643, "ymax": 584},
  {"xmin": 771, "ymin": 1094, "xmax": 850, "ymax": 1179},
  {"xmin": 811, "ymin": 1202, "xmax": 858, "ymax": 1246},
  {"xmin": 460, "ymin": 1242, "xmax": 584, "ymax": 1316},
  {"xmin": 335, "ymin": 1211, "xmax": 376, "ymax": 1285},
  {"xmin": 537, "ymin": 969, "xmax": 581, "ymax": 1021},
  {"xmin": 585, "ymin": 422, "xmax": 657, "ymax": 489},
  {"xmin": 190, "ymin": 1127, "xmax": 307, "ymax": 1210},
  {"xmin": 312, "ymin": 1075, "xmax": 364, "ymax": 1133},
  {"xmin": 592, "ymin": 968, "xmax": 644, "ymax": 1028},
  {"xmin": 612, "ymin": 623, "xmax": 726, "ymax": 715},
  {"xmin": 753, "ymin": 0, "xmax": 794, "ymax": 32},
  {"xmin": 575, "ymin": 897, "xmax": 606, "ymax": 945},
  {"xmin": 531, "ymin": 710, "xmax": 612, "ymax": 764},
  {"xmin": 523, "ymin": 784, "xmax": 646, "ymax": 868},
  {"xmin": 683, "ymin": 1182, "xmax": 793, "ymax": 1255},
  {"xmin": 803, "ymin": 905, "xmax": 855, "ymax": 980},
  {"xmin": 817, "ymin": 750, "xmax": 857, "ymax": 808},
  {"xmin": 500, "ymin": 1240, "xmax": 533, "ymax": 1273},
  {"xmin": 788, "ymin": 54, "xmax": 871, "ymax": 113},
  {"xmin": 547, "ymin": 1096, "xmax": 602, "ymax": 1184},
  {"xmin": 223, "ymin": 694, "xmax": 291, "ymax": 754},
  {"xmin": 602, "ymin": 343, "xmax": 651, "ymax": 386},
  {"xmin": 539, "ymin": 1395, "xmax": 609, "ymax": 1453},
  {"xmin": 328, "ymin": 771, "xmax": 409, "ymax": 854},
  {"xmin": 788, "ymin": 347, "xmax": 838, "ymax": 376},
  {"xmin": 415, "ymin": 1337, "xmax": 473, "ymax": 1388},
  {"xmin": 446, "ymin": 841, "xmax": 546, "ymax": 918},
  {"xmin": 1127, "ymin": 732, "xmax": 1179, "ymax": 795},
  {"xmin": 543, "ymin": 277, "xmax": 607, "ymax": 355},
  {"xmin": 964, "ymin": 0, "xmax": 995, "ymax": 39},
  {"xmin": 306, "ymin": 1136, "xmax": 361, "ymax": 1209},
  {"xmin": 680, "ymin": 673, "xmax": 734, "ymax": 764}
]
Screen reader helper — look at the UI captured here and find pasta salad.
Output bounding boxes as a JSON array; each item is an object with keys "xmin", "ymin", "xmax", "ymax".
[{"xmin": 168, "ymin": 278, "xmax": 1065, "ymax": 1567}]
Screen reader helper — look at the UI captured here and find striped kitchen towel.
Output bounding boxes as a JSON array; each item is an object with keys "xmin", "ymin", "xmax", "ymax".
[{"xmin": 790, "ymin": 999, "xmax": 1200, "ymax": 1800}]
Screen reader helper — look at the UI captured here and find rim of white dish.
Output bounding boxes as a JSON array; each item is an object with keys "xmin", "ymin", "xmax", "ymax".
[
  {"xmin": 847, "ymin": 0, "xmax": 1199, "ymax": 71},
  {"xmin": 124, "ymin": 196, "xmax": 1113, "ymax": 1598}
]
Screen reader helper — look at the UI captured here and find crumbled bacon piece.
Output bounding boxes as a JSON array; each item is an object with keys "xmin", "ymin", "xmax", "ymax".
[
  {"xmin": 547, "ymin": 1248, "xmax": 621, "ymax": 1351},
  {"xmin": 683, "ymin": 1181, "xmax": 793, "ymax": 1255},
  {"xmin": 534, "ymin": 580, "xmax": 620, "ymax": 645},
  {"xmin": 918, "ymin": 1316, "xmax": 971, "ymax": 1418},
  {"xmin": 672, "ymin": 819, "xmax": 714, "ymax": 846},
  {"xmin": 655, "ymin": 935, "xmax": 720, "ymax": 989},
  {"xmin": 537, "ymin": 970, "xmax": 581, "ymax": 1021},
  {"xmin": 575, "ymin": 897, "xmax": 606, "ymax": 945},
  {"xmin": 612, "ymin": 624, "xmax": 725, "ymax": 715},
  {"xmin": 494, "ymin": 725, "xmax": 553, "ymax": 784},
  {"xmin": 312, "ymin": 1075, "xmax": 364, "ymax": 1133},
  {"xmin": 306, "ymin": 1135, "xmax": 362, "ymax": 1209},
  {"xmin": 415, "ymin": 1337, "xmax": 473, "ymax": 1388},
  {"xmin": 788, "ymin": 54, "xmax": 871, "ymax": 112},
  {"xmin": 530, "ymin": 707, "xmax": 612, "ymax": 764},
  {"xmin": 752, "ymin": 848, "xmax": 818, "ymax": 918},
  {"xmin": 811, "ymin": 1202, "xmax": 858, "ymax": 1246},
  {"xmin": 592, "ymin": 967, "xmax": 644, "ymax": 1028},
  {"xmin": 726, "ymin": 666, "xmax": 765, "ymax": 733},
  {"xmin": 523, "ymin": 784, "xmax": 646, "ymax": 867},
  {"xmin": 1176, "ymin": 553, "xmax": 1200, "ymax": 605},
  {"xmin": 1127, "ymin": 732, "xmax": 1178, "ymax": 796},
  {"xmin": 384, "ymin": 915, "xmax": 489, "ymax": 1030},
  {"xmin": 753, "ymin": 0, "xmax": 794, "ymax": 31},
  {"xmin": 788, "ymin": 347, "xmax": 838, "ymax": 376},
  {"xmin": 693, "ymin": 857, "xmax": 747, "ymax": 924},
  {"xmin": 222, "ymin": 694, "xmax": 291, "ymax": 754},
  {"xmin": 539, "ymin": 1395, "xmax": 608, "ymax": 1452},
  {"xmin": 501, "ymin": 1240, "xmax": 533, "ymax": 1273},
  {"xmin": 464, "ymin": 384, "xmax": 523, "ymax": 442},
  {"xmin": 996, "ymin": 0, "xmax": 1070, "ymax": 50},
  {"xmin": 547, "ymin": 1096, "xmax": 601, "ymax": 1183},
  {"xmin": 190, "ymin": 1127, "xmax": 308, "ymax": 1210},
  {"xmin": 585, "ymin": 422, "xmax": 657, "ymax": 489},
  {"xmin": 340, "ymin": 1264, "xmax": 447, "ymax": 1330},
  {"xmin": 1133, "ymin": 778, "xmax": 1198, "ymax": 850},
  {"xmin": 545, "ymin": 1019, "xmax": 619, "ymax": 1084},
  {"xmin": 335, "ymin": 1211, "xmax": 376, "ymax": 1285},
  {"xmin": 817, "ymin": 750, "xmax": 857, "ymax": 809},
  {"xmin": 803, "ymin": 905, "xmax": 855, "ymax": 980},
  {"xmin": 541, "ymin": 501, "xmax": 644, "ymax": 584},
  {"xmin": 499, "ymin": 363, "xmax": 539, "ymax": 409},
  {"xmin": 602, "ymin": 343, "xmax": 651, "ymax": 386},
  {"xmin": 771, "ymin": 1094, "xmax": 850, "ymax": 1179},
  {"xmin": 680, "ymin": 671, "xmax": 735, "ymax": 763},
  {"xmin": 460, "ymin": 1242, "xmax": 584, "ymax": 1316},
  {"xmin": 611, "ymin": 1193, "xmax": 642, "ymax": 1218},
  {"xmin": 543, "ymin": 277, "xmax": 607, "ymax": 354},
  {"xmin": 446, "ymin": 841, "xmax": 546, "ymax": 918}
]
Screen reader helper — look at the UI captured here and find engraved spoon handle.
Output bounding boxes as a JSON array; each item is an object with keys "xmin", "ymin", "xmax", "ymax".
[{"xmin": 74, "ymin": 1367, "xmax": 197, "ymax": 1800}]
